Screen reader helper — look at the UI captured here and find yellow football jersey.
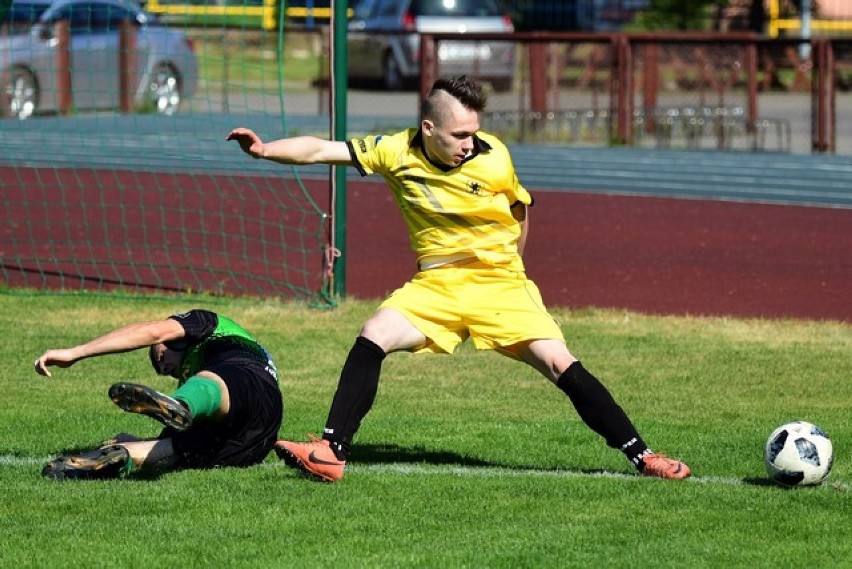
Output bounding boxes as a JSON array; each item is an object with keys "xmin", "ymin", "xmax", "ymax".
[{"xmin": 347, "ymin": 128, "xmax": 532, "ymax": 272}]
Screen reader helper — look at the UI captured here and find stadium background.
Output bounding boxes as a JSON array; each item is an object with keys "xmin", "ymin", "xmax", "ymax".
[{"xmin": 1, "ymin": 0, "xmax": 850, "ymax": 321}]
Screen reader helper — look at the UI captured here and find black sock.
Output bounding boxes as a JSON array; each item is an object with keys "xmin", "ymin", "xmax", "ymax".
[
  {"xmin": 556, "ymin": 361, "xmax": 650, "ymax": 470},
  {"xmin": 323, "ymin": 336, "xmax": 386, "ymax": 461}
]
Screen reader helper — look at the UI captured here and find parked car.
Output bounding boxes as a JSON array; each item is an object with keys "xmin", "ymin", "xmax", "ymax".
[
  {"xmin": 347, "ymin": 0, "xmax": 516, "ymax": 91},
  {"xmin": 0, "ymin": 0, "xmax": 198, "ymax": 119}
]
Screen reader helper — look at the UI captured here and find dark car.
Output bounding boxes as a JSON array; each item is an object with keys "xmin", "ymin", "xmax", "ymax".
[{"xmin": 347, "ymin": 0, "xmax": 516, "ymax": 91}]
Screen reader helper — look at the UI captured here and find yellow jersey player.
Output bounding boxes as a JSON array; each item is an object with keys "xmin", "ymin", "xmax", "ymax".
[{"xmin": 227, "ymin": 75, "xmax": 689, "ymax": 482}]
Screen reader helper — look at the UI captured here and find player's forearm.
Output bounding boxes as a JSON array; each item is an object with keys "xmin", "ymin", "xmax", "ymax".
[
  {"xmin": 71, "ymin": 320, "xmax": 182, "ymax": 360},
  {"xmin": 260, "ymin": 136, "xmax": 349, "ymax": 165}
]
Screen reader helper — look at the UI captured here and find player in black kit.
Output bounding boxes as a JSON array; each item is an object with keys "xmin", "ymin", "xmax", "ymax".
[{"xmin": 34, "ymin": 309, "xmax": 282, "ymax": 480}]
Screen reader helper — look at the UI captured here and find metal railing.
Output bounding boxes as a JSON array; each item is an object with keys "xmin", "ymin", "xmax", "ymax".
[{"xmin": 421, "ymin": 32, "xmax": 848, "ymax": 154}]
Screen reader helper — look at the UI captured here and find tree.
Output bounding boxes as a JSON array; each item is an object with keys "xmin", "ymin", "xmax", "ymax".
[{"xmin": 632, "ymin": 0, "xmax": 725, "ymax": 31}]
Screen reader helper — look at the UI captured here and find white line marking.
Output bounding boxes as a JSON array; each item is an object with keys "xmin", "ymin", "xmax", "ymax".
[
  {"xmin": 347, "ymin": 463, "xmax": 851, "ymax": 490},
  {"xmin": 352, "ymin": 463, "xmax": 748, "ymax": 484},
  {"xmin": 3, "ymin": 455, "xmax": 846, "ymax": 491},
  {"xmin": 0, "ymin": 455, "xmax": 51, "ymax": 466}
]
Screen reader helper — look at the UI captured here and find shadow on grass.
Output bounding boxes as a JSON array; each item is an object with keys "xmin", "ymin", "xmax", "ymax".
[
  {"xmin": 348, "ymin": 442, "xmax": 632, "ymax": 478},
  {"xmin": 350, "ymin": 443, "xmax": 494, "ymax": 467},
  {"xmin": 741, "ymin": 476, "xmax": 783, "ymax": 488}
]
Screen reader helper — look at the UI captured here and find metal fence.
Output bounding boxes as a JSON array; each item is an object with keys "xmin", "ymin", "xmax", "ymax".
[
  {"xmin": 419, "ymin": 32, "xmax": 851, "ymax": 155},
  {"xmin": 2, "ymin": 8, "xmax": 851, "ymax": 155}
]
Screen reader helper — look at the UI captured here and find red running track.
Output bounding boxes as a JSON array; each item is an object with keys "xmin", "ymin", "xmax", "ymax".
[
  {"xmin": 342, "ymin": 180, "xmax": 852, "ymax": 322},
  {"xmin": 2, "ymin": 167, "xmax": 849, "ymax": 322}
]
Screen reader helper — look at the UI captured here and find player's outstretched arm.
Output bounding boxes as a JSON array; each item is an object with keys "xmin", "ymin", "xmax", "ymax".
[
  {"xmin": 226, "ymin": 128, "xmax": 352, "ymax": 165},
  {"xmin": 34, "ymin": 319, "xmax": 185, "ymax": 377}
]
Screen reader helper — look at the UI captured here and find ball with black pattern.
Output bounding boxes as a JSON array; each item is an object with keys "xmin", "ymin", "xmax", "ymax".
[{"xmin": 764, "ymin": 421, "xmax": 834, "ymax": 487}]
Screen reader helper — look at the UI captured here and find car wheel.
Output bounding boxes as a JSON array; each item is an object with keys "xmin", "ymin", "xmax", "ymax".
[
  {"xmin": 2, "ymin": 66, "xmax": 38, "ymax": 120},
  {"xmin": 149, "ymin": 63, "xmax": 182, "ymax": 116},
  {"xmin": 382, "ymin": 53, "xmax": 403, "ymax": 91}
]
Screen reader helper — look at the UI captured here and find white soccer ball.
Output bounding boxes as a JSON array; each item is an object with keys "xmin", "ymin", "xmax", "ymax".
[{"xmin": 764, "ymin": 421, "xmax": 834, "ymax": 487}]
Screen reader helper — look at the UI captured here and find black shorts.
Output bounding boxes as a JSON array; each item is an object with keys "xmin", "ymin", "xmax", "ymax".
[{"xmin": 163, "ymin": 362, "xmax": 283, "ymax": 469}]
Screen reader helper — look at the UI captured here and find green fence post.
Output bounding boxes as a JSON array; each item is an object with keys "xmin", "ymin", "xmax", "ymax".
[{"xmin": 331, "ymin": 0, "xmax": 347, "ymax": 299}]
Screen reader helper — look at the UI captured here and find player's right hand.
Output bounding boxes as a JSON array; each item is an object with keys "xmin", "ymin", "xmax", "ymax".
[
  {"xmin": 33, "ymin": 349, "xmax": 78, "ymax": 377},
  {"xmin": 226, "ymin": 128, "xmax": 265, "ymax": 159}
]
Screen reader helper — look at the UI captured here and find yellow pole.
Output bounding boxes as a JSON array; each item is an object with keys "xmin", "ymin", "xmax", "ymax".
[
  {"xmin": 262, "ymin": 0, "xmax": 276, "ymax": 31},
  {"xmin": 769, "ymin": 0, "xmax": 780, "ymax": 37}
]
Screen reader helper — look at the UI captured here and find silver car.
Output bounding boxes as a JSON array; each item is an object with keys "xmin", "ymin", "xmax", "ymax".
[
  {"xmin": 0, "ymin": 0, "xmax": 198, "ymax": 119},
  {"xmin": 347, "ymin": 0, "xmax": 515, "ymax": 91}
]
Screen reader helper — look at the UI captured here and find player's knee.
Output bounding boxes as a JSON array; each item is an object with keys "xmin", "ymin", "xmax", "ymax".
[
  {"xmin": 552, "ymin": 352, "xmax": 579, "ymax": 377},
  {"xmin": 358, "ymin": 320, "xmax": 394, "ymax": 352},
  {"xmin": 359, "ymin": 310, "xmax": 424, "ymax": 353},
  {"xmin": 523, "ymin": 340, "xmax": 577, "ymax": 381},
  {"xmin": 359, "ymin": 318, "xmax": 383, "ymax": 341}
]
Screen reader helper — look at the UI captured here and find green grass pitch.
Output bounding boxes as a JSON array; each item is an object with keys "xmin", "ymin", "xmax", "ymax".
[{"xmin": 1, "ymin": 291, "xmax": 849, "ymax": 567}]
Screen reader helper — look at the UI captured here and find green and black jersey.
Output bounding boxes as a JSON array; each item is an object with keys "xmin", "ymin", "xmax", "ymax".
[{"xmin": 165, "ymin": 309, "xmax": 278, "ymax": 384}]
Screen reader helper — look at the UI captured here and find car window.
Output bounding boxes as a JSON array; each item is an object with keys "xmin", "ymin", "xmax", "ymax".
[
  {"xmin": 3, "ymin": 1, "xmax": 51, "ymax": 32},
  {"xmin": 6, "ymin": 1, "xmax": 51, "ymax": 24},
  {"xmin": 70, "ymin": 4, "xmax": 96, "ymax": 32},
  {"xmin": 49, "ymin": 3, "xmax": 95, "ymax": 32},
  {"xmin": 375, "ymin": 0, "xmax": 397, "ymax": 18},
  {"xmin": 46, "ymin": 1, "xmax": 136, "ymax": 33},
  {"xmin": 91, "ymin": 2, "xmax": 136, "ymax": 31},
  {"xmin": 410, "ymin": 0, "xmax": 502, "ymax": 17},
  {"xmin": 352, "ymin": 0, "xmax": 377, "ymax": 20}
]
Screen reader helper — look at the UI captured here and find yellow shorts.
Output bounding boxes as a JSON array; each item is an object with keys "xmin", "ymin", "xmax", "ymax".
[{"xmin": 379, "ymin": 266, "xmax": 565, "ymax": 355}]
